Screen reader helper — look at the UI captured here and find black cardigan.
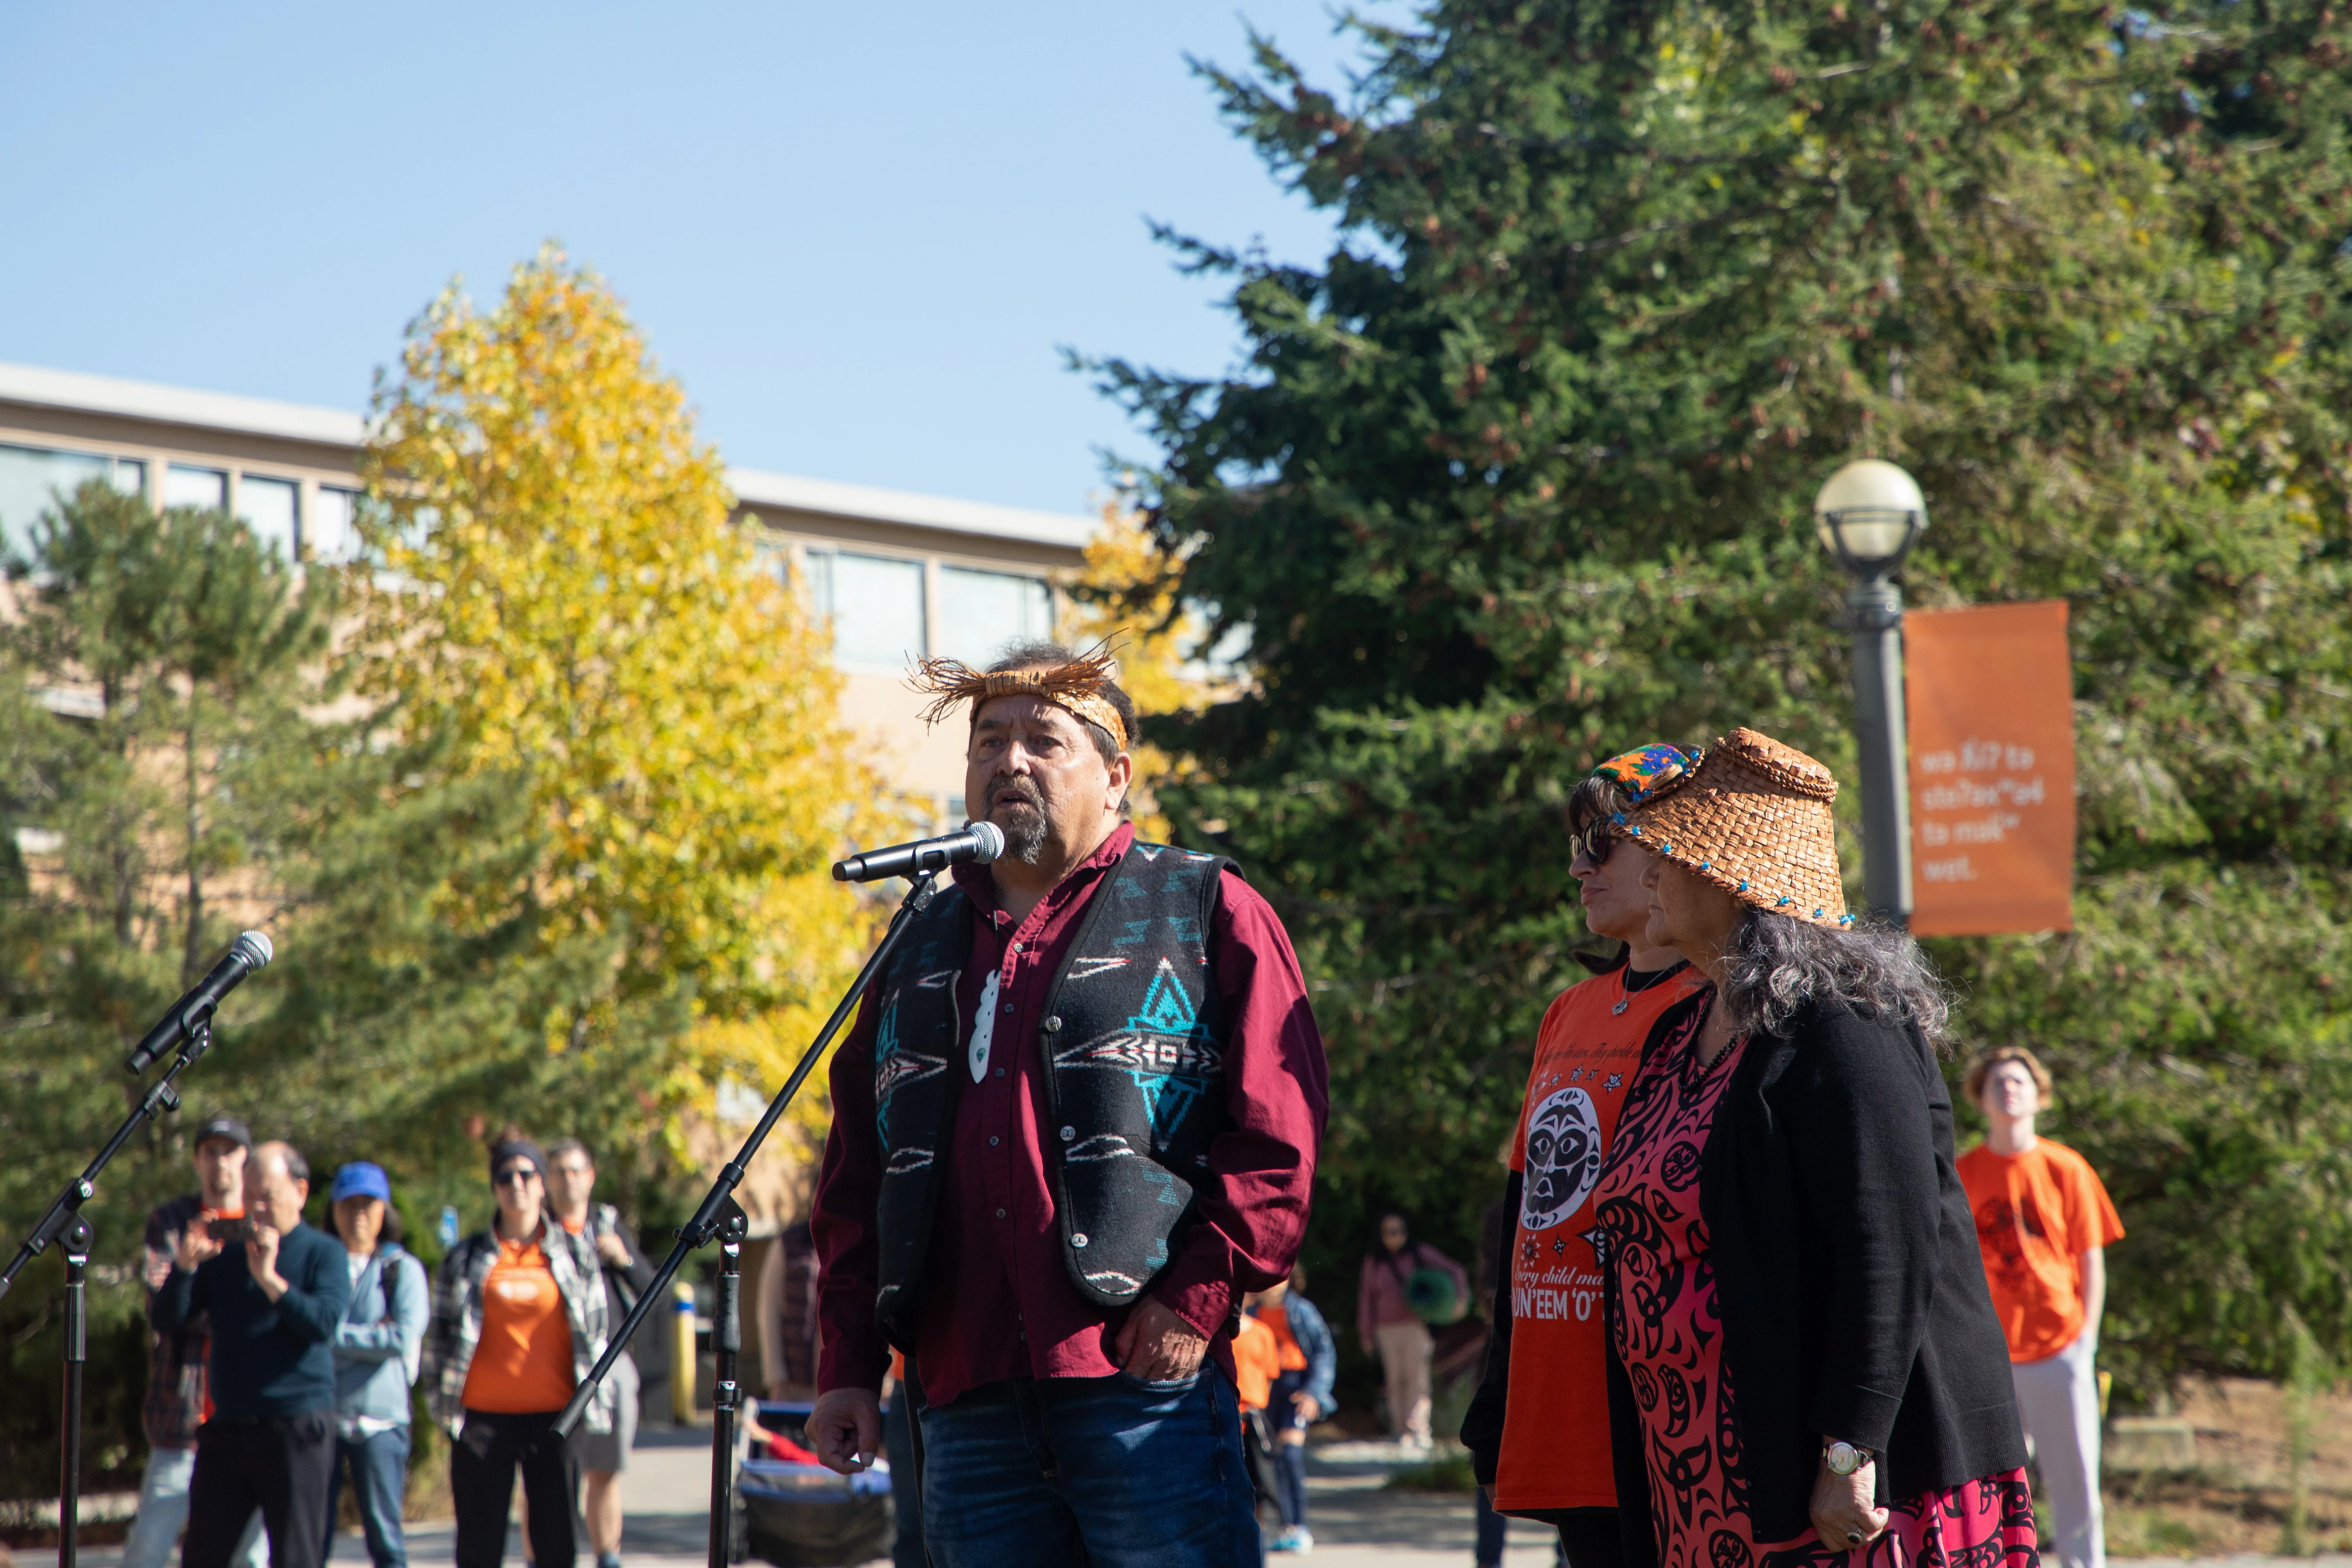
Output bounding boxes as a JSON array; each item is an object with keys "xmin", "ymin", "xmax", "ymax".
[{"xmin": 1607, "ymin": 995, "xmax": 2026, "ymax": 1558}]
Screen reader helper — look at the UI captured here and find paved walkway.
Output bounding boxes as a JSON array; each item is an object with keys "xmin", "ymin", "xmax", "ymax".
[
  {"xmin": 13, "ymin": 1428, "xmax": 1560, "ymax": 1567},
  {"xmin": 16, "ymin": 1452, "xmax": 2312, "ymax": 1568}
]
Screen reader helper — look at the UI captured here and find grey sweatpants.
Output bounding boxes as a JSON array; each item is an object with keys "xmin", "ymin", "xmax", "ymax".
[{"xmin": 2013, "ymin": 1329, "xmax": 2103, "ymax": 1568}]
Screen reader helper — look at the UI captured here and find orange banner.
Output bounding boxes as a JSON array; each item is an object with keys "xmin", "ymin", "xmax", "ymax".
[{"xmin": 1904, "ymin": 601, "xmax": 2076, "ymax": 936}]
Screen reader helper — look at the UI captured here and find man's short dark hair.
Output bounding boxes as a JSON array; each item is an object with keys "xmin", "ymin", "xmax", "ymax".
[
  {"xmin": 277, "ymin": 1145, "xmax": 310, "ymax": 1184},
  {"xmin": 984, "ymin": 642, "xmax": 1139, "ymax": 770},
  {"xmin": 547, "ymin": 1137, "xmax": 594, "ymax": 1168}
]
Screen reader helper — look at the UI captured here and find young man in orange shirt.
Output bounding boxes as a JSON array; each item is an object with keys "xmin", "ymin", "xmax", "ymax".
[
  {"xmin": 1956, "ymin": 1049, "xmax": 2125, "ymax": 1568},
  {"xmin": 1460, "ymin": 745, "xmax": 1704, "ymax": 1568}
]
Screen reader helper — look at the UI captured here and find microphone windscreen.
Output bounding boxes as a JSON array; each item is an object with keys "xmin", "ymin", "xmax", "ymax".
[
  {"xmin": 967, "ymin": 822, "xmax": 1006, "ymax": 863},
  {"xmin": 238, "ymin": 930, "xmax": 275, "ymax": 966}
]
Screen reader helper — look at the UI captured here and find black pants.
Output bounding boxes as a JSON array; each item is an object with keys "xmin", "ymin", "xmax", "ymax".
[
  {"xmin": 185, "ymin": 1409, "xmax": 336, "ymax": 1568},
  {"xmin": 452, "ymin": 1408, "xmax": 581, "ymax": 1568}
]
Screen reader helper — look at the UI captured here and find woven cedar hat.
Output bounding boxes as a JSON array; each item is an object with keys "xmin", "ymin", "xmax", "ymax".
[{"xmin": 1617, "ymin": 727, "xmax": 1851, "ymax": 927}]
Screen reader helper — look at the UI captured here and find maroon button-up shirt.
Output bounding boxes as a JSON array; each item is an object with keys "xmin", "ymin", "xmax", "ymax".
[{"xmin": 811, "ymin": 822, "xmax": 1328, "ymax": 1409}]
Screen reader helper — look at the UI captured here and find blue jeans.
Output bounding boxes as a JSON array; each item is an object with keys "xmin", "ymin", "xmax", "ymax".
[
  {"xmin": 324, "ymin": 1426, "xmax": 411, "ymax": 1568},
  {"xmin": 883, "ymin": 1394, "xmax": 926, "ymax": 1568},
  {"xmin": 917, "ymin": 1371, "xmax": 1259, "ymax": 1568},
  {"xmin": 1473, "ymin": 1481, "xmax": 1508, "ymax": 1567}
]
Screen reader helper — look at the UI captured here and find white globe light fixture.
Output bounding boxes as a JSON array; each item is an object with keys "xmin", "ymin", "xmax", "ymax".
[
  {"xmin": 1814, "ymin": 458, "xmax": 1927, "ymax": 580},
  {"xmin": 1812, "ymin": 457, "xmax": 1926, "ymax": 925}
]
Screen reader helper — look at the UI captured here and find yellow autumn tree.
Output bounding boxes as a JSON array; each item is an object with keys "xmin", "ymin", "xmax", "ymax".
[
  {"xmin": 356, "ymin": 244, "xmax": 875, "ymax": 1137},
  {"xmin": 1063, "ymin": 504, "xmax": 1233, "ymax": 842}
]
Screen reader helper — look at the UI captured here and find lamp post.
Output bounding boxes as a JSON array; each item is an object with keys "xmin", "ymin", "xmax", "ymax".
[{"xmin": 1814, "ymin": 459, "xmax": 1927, "ymax": 926}]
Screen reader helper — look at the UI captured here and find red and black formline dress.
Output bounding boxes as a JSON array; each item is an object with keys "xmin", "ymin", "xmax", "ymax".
[{"xmin": 1593, "ymin": 1003, "xmax": 2041, "ymax": 1568}]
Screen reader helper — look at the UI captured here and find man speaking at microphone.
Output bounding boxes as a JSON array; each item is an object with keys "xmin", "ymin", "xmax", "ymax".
[{"xmin": 808, "ymin": 641, "xmax": 1328, "ymax": 1566}]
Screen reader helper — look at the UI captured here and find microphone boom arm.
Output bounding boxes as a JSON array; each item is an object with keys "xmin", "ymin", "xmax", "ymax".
[
  {"xmin": 1, "ymin": 1016, "xmax": 217, "ymax": 1296},
  {"xmin": 551, "ymin": 866, "xmax": 945, "ymax": 1442}
]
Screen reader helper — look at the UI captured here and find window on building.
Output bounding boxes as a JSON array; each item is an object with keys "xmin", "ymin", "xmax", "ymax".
[
  {"xmin": 936, "ymin": 565, "xmax": 1054, "ymax": 666},
  {"xmin": 807, "ymin": 549, "xmax": 926, "ymax": 668},
  {"xmin": 236, "ymin": 475, "xmax": 299, "ymax": 563},
  {"xmin": 0, "ymin": 443, "xmax": 142, "ymax": 560},
  {"xmin": 165, "ymin": 465, "xmax": 228, "ymax": 511},
  {"xmin": 308, "ymin": 485, "xmax": 363, "ymax": 563}
]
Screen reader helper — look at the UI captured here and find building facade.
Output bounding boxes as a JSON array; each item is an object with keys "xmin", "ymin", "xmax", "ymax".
[{"xmin": 0, "ymin": 360, "xmax": 1095, "ymax": 818}]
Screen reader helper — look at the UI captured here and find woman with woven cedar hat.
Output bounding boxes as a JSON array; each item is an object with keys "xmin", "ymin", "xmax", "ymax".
[{"xmin": 1589, "ymin": 728, "xmax": 2036, "ymax": 1568}]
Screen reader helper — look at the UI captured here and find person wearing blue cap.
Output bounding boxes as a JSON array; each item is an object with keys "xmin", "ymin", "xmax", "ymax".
[{"xmin": 326, "ymin": 1161, "xmax": 429, "ymax": 1568}]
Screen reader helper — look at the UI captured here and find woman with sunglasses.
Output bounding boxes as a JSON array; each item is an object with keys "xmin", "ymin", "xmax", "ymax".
[
  {"xmin": 421, "ymin": 1137, "xmax": 615, "ymax": 1568},
  {"xmin": 1460, "ymin": 744, "xmax": 1704, "ymax": 1568}
]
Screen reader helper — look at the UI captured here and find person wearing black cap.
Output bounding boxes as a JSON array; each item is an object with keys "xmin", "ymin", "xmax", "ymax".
[
  {"xmin": 124, "ymin": 1115, "xmax": 268, "ymax": 1568},
  {"xmin": 152, "ymin": 1139, "xmax": 352, "ymax": 1568},
  {"xmin": 422, "ymin": 1136, "xmax": 614, "ymax": 1568}
]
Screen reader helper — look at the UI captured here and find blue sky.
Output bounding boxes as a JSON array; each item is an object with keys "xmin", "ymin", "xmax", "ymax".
[{"xmin": 0, "ymin": 4, "xmax": 1402, "ymax": 517}]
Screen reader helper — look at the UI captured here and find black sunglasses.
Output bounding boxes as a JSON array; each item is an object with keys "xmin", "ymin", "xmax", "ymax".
[
  {"xmin": 1569, "ymin": 819, "xmax": 1617, "ymax": 866},
  {"xmin": 493, "ymin": 1165, "xmax": 540, "ymax": 1187}
]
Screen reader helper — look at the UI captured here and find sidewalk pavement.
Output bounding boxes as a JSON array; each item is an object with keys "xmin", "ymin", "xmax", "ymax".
[{"xmin": 34, "ymin": 1428, "xmax": 2278, "ymax": 1567}]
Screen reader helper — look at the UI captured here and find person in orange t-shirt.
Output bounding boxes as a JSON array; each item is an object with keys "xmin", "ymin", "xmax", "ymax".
[
  {"xmin": 1956, "ymin": 1048, "xmax": 2124, "ymax": 1568},
  {"xmin": 422, "ymin": 1139, "xmax": 613, "ymax": 1568},
  {"xmin": 1459, "ymin": 744, "xmax": 1704, "ymax": 1568},
  {"xmin": 1231, "ymin": 1310, "xmax": 1283, "ymax": 1412},
  {"xmin": 1246, "ymin": 1266, "xmax": 1333, "ymax": 1555}
]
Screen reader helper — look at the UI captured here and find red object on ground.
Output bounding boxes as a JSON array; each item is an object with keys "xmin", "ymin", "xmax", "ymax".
[{"xmin": 765, "ymin": 1434, "xmax": 823, "ymax": 1466}]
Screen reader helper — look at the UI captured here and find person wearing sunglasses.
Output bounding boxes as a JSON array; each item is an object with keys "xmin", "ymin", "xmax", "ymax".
[
  {"xmin": 1459, "ymin": 744, "xmax": 1704, "ymax": 1568},
  {"xmin": 421, "ymin": 1137, "xmax": 615, "ymax": 1568}
]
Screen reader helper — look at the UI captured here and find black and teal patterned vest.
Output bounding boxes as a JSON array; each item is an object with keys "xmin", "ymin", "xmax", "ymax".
[{"xmin": 868, "ymin": 840, "xmax": 1235, "ymax": 1343}]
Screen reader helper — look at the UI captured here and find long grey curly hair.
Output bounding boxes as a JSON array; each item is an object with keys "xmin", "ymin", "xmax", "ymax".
[{"xmin": 1716, "ymin": 910, "xmax": 1953, "ymax": 1051}]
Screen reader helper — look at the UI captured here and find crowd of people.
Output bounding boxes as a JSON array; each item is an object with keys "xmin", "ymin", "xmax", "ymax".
[
  {"xmin": 123, "ymin": 642, "xmax": 2125, "ymax": 1568},
  {"xmin": 132, "ymin": 1124, "xmax": 651, "ymax": 1568}
]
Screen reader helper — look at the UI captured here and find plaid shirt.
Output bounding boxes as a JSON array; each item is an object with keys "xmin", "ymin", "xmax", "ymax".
[
  {"xmin": 140, "ymin": 1195, "xmax": 214, "ymax": 1449},
  {"xmin": 422, "ymin": 1221, "xmax": 614, "ymax": 1436}
]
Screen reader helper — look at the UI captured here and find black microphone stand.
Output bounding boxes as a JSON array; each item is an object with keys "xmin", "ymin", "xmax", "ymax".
[
  {"xmin": 553, "ymin": 868, "xmax": 943, "ymax": 1568},
  {"xmin": 0, "ymin": 1018, "xmax": 220, "ymax": 1568}
]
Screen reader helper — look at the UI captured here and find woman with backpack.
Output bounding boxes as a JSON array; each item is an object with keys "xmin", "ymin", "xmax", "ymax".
[
  {"xmin": 1356, "ymin": 1214, "xmax": 1466, "ymax": 1451},
  {"xmin": 325, "ymin": 1162, "xmax": 430, "ymax": 1568}
]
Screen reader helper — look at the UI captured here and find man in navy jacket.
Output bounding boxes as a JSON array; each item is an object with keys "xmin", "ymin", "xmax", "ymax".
[{"xmin": 153, "ymin": 1139, "xmax": 349, "ymax": 1568}]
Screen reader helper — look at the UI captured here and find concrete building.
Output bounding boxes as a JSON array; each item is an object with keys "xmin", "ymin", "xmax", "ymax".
[{"xmin": 0, "ymin": 359, "xmax": 1097, "ymax": 818}]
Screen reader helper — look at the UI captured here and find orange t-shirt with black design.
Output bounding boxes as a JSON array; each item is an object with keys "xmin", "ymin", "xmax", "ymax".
[
  {"xmin": 1956, "ymin": 1138, "xmax": 2124, "ymax": 1363},
  {"xmin": 1496, "ymin": 962, "xmax": 1703, "ymax": 1514},
  {"xmin": 460, "ymin": 1233, "xmax": 577, "ymax": 1414}
]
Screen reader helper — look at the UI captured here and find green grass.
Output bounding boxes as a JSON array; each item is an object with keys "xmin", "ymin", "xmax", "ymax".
[{"xmin": 1383, "ymin": 1451, "xmax": 1478, "ymax": 1493}]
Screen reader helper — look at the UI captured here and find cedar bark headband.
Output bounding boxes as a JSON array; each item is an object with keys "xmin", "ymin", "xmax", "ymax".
[{"xmin": 908, "ymin": 643, "xmax": 1129, "ymax": 753}]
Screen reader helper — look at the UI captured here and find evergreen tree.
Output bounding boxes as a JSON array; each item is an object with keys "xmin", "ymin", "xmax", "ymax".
[{"xmin": 1094, "ymin": 0, "xmax": 2352, "ymax": 1392}]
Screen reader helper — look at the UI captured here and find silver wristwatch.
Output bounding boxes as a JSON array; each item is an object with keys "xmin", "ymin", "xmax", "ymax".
[{"xmin": 1823, "ymin": 1440, "xmax": 1870, "ymax": 1476}]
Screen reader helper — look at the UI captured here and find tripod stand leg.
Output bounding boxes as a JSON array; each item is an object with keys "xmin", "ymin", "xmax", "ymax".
[
  {"xmin": 707, "ymin": 1202, "xmax": 748, "ymax": 1568},
  {"xmin": 60, "ymin": 1217, "xmax": 90, "ymax": 1568}
]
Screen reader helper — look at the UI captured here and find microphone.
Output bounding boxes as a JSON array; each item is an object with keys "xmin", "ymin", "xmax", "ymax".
[
  {"xmin": 833, "ymin": 822, "xmax": 1006, "ymax": 883},
  {"xmin": 125, "ymin": 931, "xmax": 275, "ymax": 1074}
]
